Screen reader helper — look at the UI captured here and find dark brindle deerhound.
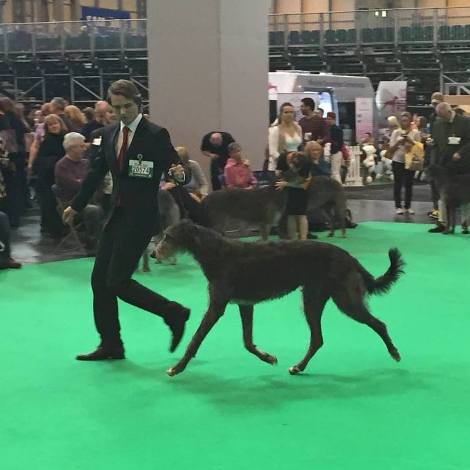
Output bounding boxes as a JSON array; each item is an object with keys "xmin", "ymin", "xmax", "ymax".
[{"xmin": 156, "ymin": 220, "xmax": 405, "ymax": 377}]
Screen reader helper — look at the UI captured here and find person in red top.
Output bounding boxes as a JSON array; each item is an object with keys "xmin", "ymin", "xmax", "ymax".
[{"xmin": 224, "ymin": 142, "xmax": 257, "ymax": 189}]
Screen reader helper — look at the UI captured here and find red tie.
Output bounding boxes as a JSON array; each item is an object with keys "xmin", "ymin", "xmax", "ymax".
[{"xmin": 117, "ymin": 126, "xmax": 130, "ymax": 170}]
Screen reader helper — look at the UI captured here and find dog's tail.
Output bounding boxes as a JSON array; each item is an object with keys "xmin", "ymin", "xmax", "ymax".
[{"xmin": 358, "ymin": 248, "xmax": 405, "ymax": 295}]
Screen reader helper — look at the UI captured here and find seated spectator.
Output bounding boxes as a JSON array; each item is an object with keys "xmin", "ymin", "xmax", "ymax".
[
  {"xmin": 55, "ymin": 132, "xmax": 103, "ymax": 250},
  {"xmin": 176, "ymin": 146, "xmax": 208, "ymax": 201},
  {"xmin": 224, "ymin": 142, "xmax": 257, "ymax": 189},
  {"xmin": 0, "ymin": 211, "xmax": 21, "ymax": 269},
  {"xmin": 304, "ymin": 141, "xmax": 331, "ymax": 176}
]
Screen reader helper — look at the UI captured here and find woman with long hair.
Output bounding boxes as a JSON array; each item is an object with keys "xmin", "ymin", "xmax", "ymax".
[
  {"xmin": 268, "ymin": 102, "xmax": 303, "ymax": 171},
  {"xmin": 65, "ymin": 105, "xmax": 86, "ymax": 132},
  {"xmin": 35, "ymin": 114, "xmax": 68, "ymax": 237},
  {"xmin": 389, "ymin": 112, "xmax": 421, "ymax": 215}
]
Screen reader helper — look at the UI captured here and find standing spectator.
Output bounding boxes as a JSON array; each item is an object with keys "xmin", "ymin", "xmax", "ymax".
[
  {"xmin": 275, "ymin": 151, "xmax": 312, "ymax": 240},
  {"xmin": 224, "ymin": 142, "xmax": 257, "ymax": 189},
  {"xmin": 0, "ymin": 211, "xmax": 22, "ymax": 269},
  {"xmin": 325, "ymin": 111, "xmax": 344, "ymax": 184},
  {"xmin": 298, "ymin": 97, "xmax": 328, "ymax": 143},
  {"xmin": 35, "ymin": 114, "xmax": 68, "ymax": 238},
  {"xmin": 175, "ymin": 146, "xmax": 208, "ymax": 200},
  {"xmin": 65, "ymin": 105, "xmax": 86, "ymax": 132},
  {"xmin": 304, "ymin": 141, "xmax": 331, "ymax": 176},
  {"xmin": 429, "ymin": 102, "xmax": 470, "ymax": 233},
  {"xmin": 268, "ymin": 102, "xmax": 302, "ymax": 171},
  {"xmin": 50, "ymin": 97, "xmax": 74, "ymax": 131},
  {"xmin": 389, "ymin": 112, "xmax": 421, "ymax": 215},
  {"xmin": 429, "ymin": 91, "xmax": 444, "ymax": 133},
  {"xmin": 0, "ymin": 97, "xmax": 28, "ymax": 227},
  {"xmin": 200, "ymin": 131, "xmax": 235, "ymax": 190}
]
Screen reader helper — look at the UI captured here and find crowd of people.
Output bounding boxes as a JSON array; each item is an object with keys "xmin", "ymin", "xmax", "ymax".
[{"xmin": 1, "ymin": 89, "xmax": 469, "ymax": 270}]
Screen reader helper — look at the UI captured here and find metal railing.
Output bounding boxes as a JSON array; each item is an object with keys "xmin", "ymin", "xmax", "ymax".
[{"xmin": 0, "ymin": 7, "xmax": 470, "ymax": 59}]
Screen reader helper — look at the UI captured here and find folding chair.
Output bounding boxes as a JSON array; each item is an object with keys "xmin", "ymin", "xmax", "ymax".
[{"xmin": 51, "ymin": 184, "xmax": 88, "ymax": 255}]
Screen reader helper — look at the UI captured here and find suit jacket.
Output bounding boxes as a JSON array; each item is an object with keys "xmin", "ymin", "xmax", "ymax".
[
  {"xmin": 71, "ymin": 117, "xmax": 179, "ymax": 231},
  {"xmin": 432, "ymin": 114, "xmax": 470, "ymax": 173}
]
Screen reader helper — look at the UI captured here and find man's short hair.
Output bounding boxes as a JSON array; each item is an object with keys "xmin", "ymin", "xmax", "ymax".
[
  {"xmin": 326, "ymin": 111, "xmax": 336, "ymax": 119},
  {"xmin": 107, "ymin": 80, "xmax": 142, "ymax": 106},
  {"xmin": 431, "ymin": 91, "xmax": 444, "ymax": 104},
  {"xmin": 63, "ymin": 132, "xmax": 85, "ymax": 151},
  {"xmin": 51, "ymin": 97, "xmax": 67, "ymax": 111},
  {"xmin": 301, "ymin": 97, "xmax": 315, "ymax": 111}
]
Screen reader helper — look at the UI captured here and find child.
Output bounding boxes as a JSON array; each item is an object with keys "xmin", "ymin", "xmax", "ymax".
[
  {"xmin": 224, "ymin": 142, "xmax": 257, "ymax": 189},
  {"xmin": 275, "ymin": 151, "xmax": 312, "ymax": 240}
]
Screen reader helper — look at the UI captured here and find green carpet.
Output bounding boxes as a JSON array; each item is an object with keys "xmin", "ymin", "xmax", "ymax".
[{"xmin": 1, "ymin": 222, "xmax": 469, "ymax": 470}]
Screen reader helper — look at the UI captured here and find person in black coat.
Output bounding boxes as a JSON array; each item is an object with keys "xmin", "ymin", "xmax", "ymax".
[
  {"xmin": 63, "ymin": 80, "xmax": 190, "ymax": 361},
  {"xmin": 35, "ymin": 114, "xmax": 68, "ymax": 238}
]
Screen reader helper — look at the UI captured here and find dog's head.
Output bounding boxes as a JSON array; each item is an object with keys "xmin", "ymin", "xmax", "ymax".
[{"xmin": 155, "ymin": 219, "xmax": 199, "ymax": 261}]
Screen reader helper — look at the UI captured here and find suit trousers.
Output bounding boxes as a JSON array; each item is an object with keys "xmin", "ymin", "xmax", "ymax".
[{"xmin": 91, "ymin": 207, "xmax": 180, "ymax": 347}]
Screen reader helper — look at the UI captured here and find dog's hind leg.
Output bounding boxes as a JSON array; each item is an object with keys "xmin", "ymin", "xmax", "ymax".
[
  {"xmin": 259, "ymin": 224, "xmax": 270, "ymax": 241},
  {"xmin": 331, "ymin": 287, "xmax": 401, "ymax": 362},
  {"xmin": 289, "ymin": 286, "xmax": 329, "ymax": 375},
  {"xmin": 239, "ymin": 305, "xmax": 278, "ymax": 365},
  {"xmin": 167, "ymin": 293, "xmax": 228, "ymax": 376}
]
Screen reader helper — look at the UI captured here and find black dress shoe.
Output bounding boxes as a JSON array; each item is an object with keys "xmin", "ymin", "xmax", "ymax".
[
  {"xmin": 428, "ymin": 224, "xmax": 446, "ymax": 233},
  {"xmin": 76, "ymin": 346, "xmax": 125, "ymax": 361},
  {"xmin": 166, "ymin": 307, "xmax": 191, "ymax": 353}
]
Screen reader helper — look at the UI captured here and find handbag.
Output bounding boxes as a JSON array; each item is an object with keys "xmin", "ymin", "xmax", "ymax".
[{"xmin": 405, "ymin": 142, "xmax": 424, "ymax": 171}]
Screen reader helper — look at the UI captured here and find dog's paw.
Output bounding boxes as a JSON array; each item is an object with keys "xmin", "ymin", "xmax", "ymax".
[
  {"xmin": 390, "ymin": 349, "xmax": 401, "ymax": 362},
  {"xmin": 142, "ymin": 266, "xmax": 151, "ymax": 272},
  {"xmin": 262, "ymin": 353, "xmax": 278, "ymax": 365},
  {"xmin": 166, "ymin": 367, "xmax": 178, "ymax": 377},
  {"xmin": 288, "ymin": 366, "xmax": 302, "ymax": 375}
]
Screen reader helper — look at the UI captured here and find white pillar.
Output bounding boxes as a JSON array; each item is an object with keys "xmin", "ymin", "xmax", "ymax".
[{"xmin": 147, "ymin": 0, "xmax": 269, "ymax": 182}]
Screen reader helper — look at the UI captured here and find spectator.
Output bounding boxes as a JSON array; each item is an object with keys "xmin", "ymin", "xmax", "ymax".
[
  {"xmin": 224, "ymin": 142, "xmax": 257, "ymax": 189},
  {"xmin": 304, "ymin": 141, "xmax": 331, "ymax": 176},
  {"xmin": 268, "ymin": 102, "xmax": 302, "ymax": 171},
  {"xmin": 0, "ymin": 211, "xmax": 21, "ymax": 269},
  {"xmin": 55, "ymin": 132, "xmax": 103, "ymax": 250},
  {"xmin": 429, "ymin": 91, "xmax": 444, "ymax": 133},
  {"xmin": 325, "ymin": 111, "xmax": 344, "ymax": 184},
  {"xmin": 175, "ymin": 146, "xmax": 208, "ymax": 200},
  {"xmin": 429, "ymin": 102, "xmax": 470, "ymax": 233},
  {"xmin": 298, "ymin": 97, "xmax": 328, "ymax": 143},
  {"xmin": 275, "ymin": 151, "xmax": 312, "ymax": 240},
  {"xmin": 50, "ymin": 97, "xmax": 74, "ymax": 131},
  {"xmin": 0, "ymin": 97, "xmax": 28, "ymax": 227},
  {"xmin": 200, "ymin": 131, "xmax": 235, "ymax": 190},
  {"xmin": 35, "ymin": 114, "xmax": 68, "ymax": 238},
  {"xmin": 64, "ymin": 105, "xmax": 86, "ymax": 132},
  {"xmin": 389, "ymin": 112, "xmax": 421, "ymax": 215}
]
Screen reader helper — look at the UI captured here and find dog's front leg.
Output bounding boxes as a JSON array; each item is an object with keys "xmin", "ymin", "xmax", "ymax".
[
  {"xmin": 167, "ymin": 295, "xmax": 228, "ymax": 376},
  {"xmin": 239, "ymin": 305, "xmax": 278, "ymax": 365}
]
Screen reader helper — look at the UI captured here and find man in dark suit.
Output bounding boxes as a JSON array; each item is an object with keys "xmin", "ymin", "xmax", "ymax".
[{"xmin": 63, "ymin": 80, "xmax": 190, "ymax": 361}]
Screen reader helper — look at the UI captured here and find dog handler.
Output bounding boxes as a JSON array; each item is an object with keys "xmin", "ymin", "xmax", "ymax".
[{"xmin": 63, "ymin": 80, "xmax": 190, "ymax": 361}]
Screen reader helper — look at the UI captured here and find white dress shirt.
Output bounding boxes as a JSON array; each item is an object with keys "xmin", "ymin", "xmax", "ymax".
[{"xmin": 116, "ymin": 113, "xmax": 143, "ymax": 155}]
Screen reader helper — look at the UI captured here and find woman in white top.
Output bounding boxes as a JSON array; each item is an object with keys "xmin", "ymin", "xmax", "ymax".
[
  {"xmin": 389, "ymin": 112, "xmax": 421, "ymax": 215},
  {"xmin": 268, "ymin": 102, "xmax": 302, "ymax": 171}
]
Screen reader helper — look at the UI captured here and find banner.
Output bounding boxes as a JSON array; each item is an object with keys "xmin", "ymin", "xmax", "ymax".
[
  {"xmin": 81, "ymin": 6, "xmax": 130, "ymax": 21},
  {"xmin": 355, "ymin": 97, "xmax": 374, "ymax": 143},
  {"xmin": 375, "ymin": 81, "xmax": 407, "ymax": 126}
]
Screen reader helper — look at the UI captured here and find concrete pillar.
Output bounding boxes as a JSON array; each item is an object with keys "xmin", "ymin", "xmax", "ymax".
[
  {"xmin": 147, "ymin": 0, "xmax": 269, "ymax": 182},
  {"xmin": 52, "ymin": 0, "xmax": 64, "ymax": 21}
]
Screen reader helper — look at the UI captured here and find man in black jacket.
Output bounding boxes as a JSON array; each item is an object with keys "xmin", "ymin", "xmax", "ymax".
[
  {"xmin": 326, "ymin": 112, "xmax": 344, "ymax": 184},
  {"xmin": 63, "ymin": 80, "xmax": 190, "ymax": 361},
  {"xmin": 429, "ymin": 101, "xmax": 470, "ymax": 233}
]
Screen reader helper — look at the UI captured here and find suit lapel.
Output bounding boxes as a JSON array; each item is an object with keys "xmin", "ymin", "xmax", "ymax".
[
  {"xmin": 125, "ymin": 117, "xmax": 147, "ymax": 160},
  {"xmin": 109, "ymin": 123, "xmax": 120, "ymax": 171}
]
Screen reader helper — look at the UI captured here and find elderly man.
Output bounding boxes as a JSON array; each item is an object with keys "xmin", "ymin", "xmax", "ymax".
[
  {"xmin": 55, "ymin": 132, "xmax": 104, "ymax": 249},
  {"xmin": 200, "ymin": 131, "xmax": 235, "ymax": 190},
  {"xmin": 429, "ymin": 102, "xmax": 470, "ymax": 233}
]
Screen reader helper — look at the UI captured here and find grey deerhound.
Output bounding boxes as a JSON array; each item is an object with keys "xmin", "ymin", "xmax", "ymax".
[
  {"xmin": 156, "ymin": 220, "xmax": 405, "ymax": 377},
  {"xmin": 202, "ymin": 176, "xmax": 347, "ymax": 240}
]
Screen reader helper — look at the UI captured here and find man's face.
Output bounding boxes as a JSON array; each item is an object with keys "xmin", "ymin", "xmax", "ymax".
[
  {"xmin": 300, "ymin": 103, "xmax": 311, "ymax": 116},
  {"xmin": 326, "ymin": 117, "xmax": 335, "ymax": 126},
  {"xmin": 110, "ymin": 94, "xmax": 139, "ymax": 125}
]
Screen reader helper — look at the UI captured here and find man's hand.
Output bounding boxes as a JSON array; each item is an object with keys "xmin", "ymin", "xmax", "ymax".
[
  {"xmin": 275, "ymin": 180, "xmax": 288, "ymax": 191},
  {"xmin": 161, "ymin": 182, "xmax": 176, "ymax": 191},
  {"xmin": 452, "ymin": 152, "xmax": 461, "ymax": 161},
  {"xmin": 62, "ymin": 206, "xmax": 77, "ymax": 225}
]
